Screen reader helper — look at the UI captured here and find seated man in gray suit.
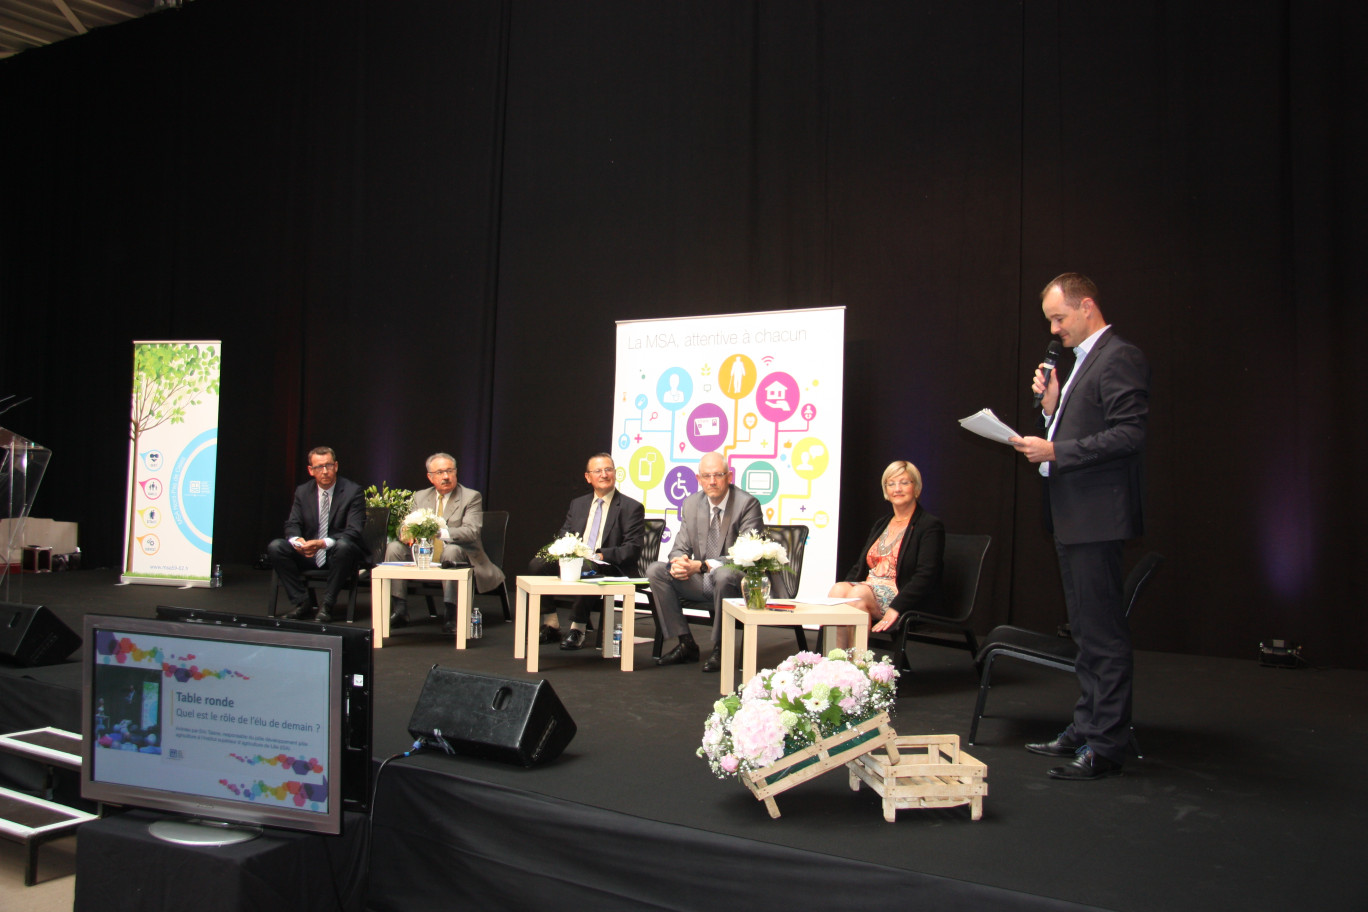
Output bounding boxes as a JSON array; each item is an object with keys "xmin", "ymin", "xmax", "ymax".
[
  {"xmin": 384, "ymin": 452, "xmax": 504, "ymax": 634},
  {"xmin": 647, "ymin": 451, "xmax": 763, "ymax": 671}
]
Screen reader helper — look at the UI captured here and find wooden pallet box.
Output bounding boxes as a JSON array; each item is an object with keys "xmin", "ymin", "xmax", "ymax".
[
  {"xmin": 847, "ymin": 733, "xmax": 988, "ymax": 822},
  {"xmin": 739, "ymin": 712, "xmax": 897, "ymax": 819}
]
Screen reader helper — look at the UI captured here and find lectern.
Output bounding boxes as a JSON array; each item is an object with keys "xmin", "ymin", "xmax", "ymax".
[{"xmin": 1, "ymin": 427, "xmax": 51, "ymax": 600}]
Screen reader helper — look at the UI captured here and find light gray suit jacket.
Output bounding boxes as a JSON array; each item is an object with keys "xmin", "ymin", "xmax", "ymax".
[
  {"xmin": 413, "ymin": 484, "xmax": 505, "ymax": 593},
  {"xmin": 668, "ymin": 487, "xmax": 764, "ymax": 564}
]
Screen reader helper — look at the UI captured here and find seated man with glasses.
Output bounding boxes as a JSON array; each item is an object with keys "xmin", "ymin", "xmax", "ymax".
[
  {"xmin": 384, "ymin": 452, "xmax": 504, "ymax": 633},
  {"xmin": 528, "ymin": 453, "xmax": 645, "ymax": 650},
  {"xmin": 268, "ymin": 446, "xmax": 369, "ymax": 623},
  {"xmin": 647, "ymin": 451, "xmax": 763, "ymax": 671}
]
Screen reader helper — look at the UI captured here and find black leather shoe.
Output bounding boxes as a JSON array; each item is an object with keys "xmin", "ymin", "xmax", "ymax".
[
  {"xmin": 560, "ymin": 628, "xmax": 587, "ymax": 650},
  {"xmin": 316, "ymin": 607, "xmax": 333, "ymax": 624},
  {"xmin": 701, "ymin": 646, "xmax": 722, "ymax": 673},
  {"xmin": 1026, "ymin": 733, "xmax": 1083, "ymax": 757},
  {"xmin": 389, "ymin": 611, "xmax": 409, "ymax": 629},
  {"xmin": 1048, "ymin": 745, "xmax": 1123, "ymax": 780},
  {"xmin": 656, "ymin": 639, "xmax": 700, "ymax": 666},
  {"xmin": 285, "ymin": 605, "xmax": 315, "ymax": 621},
  {"xmin": 538, "ymin": 624, "xmax": 561, "ymax": 644}
]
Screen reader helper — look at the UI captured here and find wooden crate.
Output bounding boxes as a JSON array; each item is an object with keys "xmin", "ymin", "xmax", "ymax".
[
  {"xmin": 739, "ymin": 712, "xmax": 897, "ymax": 819},
  {"xmin": 847, "ymin": 733, "xmax": 987, "ymax": 822}
]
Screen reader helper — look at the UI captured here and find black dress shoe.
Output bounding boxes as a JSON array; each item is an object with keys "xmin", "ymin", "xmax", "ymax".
[
  {"xmin": 656, "ymin": 639, "xmax": 700, "ymax": 666},
  {"xmin": 538, "ymin": 624, "xmax": 561, "ymax": 645},
  {"xmin": 701, "ymin": 646, "xmax": 722, "ymax": 673},
  {"xmin": 285, "ymin": 605, "xmax": 315, "ymax": 621},
  {"xmin": 316, "ymin": 608, "xmax": 333, "ymax": 624},
  {"xmin": 1048, "ymin": 745, "xmax": 1123, "ymax": 780},
  {"xmin": 389, "ymin": 611, "xmax": 409, "ymax": 629},
  {"xmin": 1026, "ymin": 733, "xmax": 1083, "ymax": 757},
  {"xmin": 560, "ymin": 628, "xmax": 587, "ymax": 650}
]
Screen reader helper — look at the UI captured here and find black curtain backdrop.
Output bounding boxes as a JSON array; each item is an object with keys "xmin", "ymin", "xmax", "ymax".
[{"xmin": 2, "ymin": 1, "xmax": 1363, "ymax": 666}]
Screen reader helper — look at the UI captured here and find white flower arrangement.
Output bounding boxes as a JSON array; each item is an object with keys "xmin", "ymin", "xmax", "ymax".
[
  {"xmin": 540, "ymin": 531, "xmax": 592, "ymax": 562},
  {"xmin": 698, "ymin": 648, "xmax": 899, "ymax": 779},
  {"xmin": 400, "ymin": 507, "xmax": 447, "ymax": 541},
  {"xmin": 724, "ymin": 530, "xmax": 789, "ymax": 574}
]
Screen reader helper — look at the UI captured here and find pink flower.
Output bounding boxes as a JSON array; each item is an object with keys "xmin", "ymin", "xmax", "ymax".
[
  {"xmin": 869, "ymin": 663, "xmax": 897, "ymax": 685},
  {"xmin": 805, "ymin": 659, "xmax": 870, "ymax": 703},
  {"xmin": 720, "ymin": 755, "xmax": 739, "ymax": 773},
  {"xmin": 730, "ymin": 701, "xmax": 787, "ymax": 766}
]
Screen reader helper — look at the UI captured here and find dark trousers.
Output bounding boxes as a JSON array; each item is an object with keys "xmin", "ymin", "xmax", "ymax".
[
  {"xmin": 1055, "ymin": 538, "xmax": 1131, "ymax": 762},
  {"xmin": 267, "ymin": 537, "xmax": 364, "ymax": 610}
]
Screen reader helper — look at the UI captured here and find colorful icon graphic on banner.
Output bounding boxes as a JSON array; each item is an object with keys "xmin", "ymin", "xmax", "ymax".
[
  {"xmin": 138, "ymin": 507, "xmax": 161, "ymax": 529},
  {"xmin": 792, "ymin": 438, "xmax": 828, "ymax": 478},
  {"xmin": 138, "ymin": 534, "xmax": 160, "ymax": 555},
  {"xmin": 630, "ymin": 446, "xmax": 665, "ymax": 489},
  {"xmin": 139, "ymin": 478, "xmax": 163, "ymax": 500},
  {"xmin": 685, "ymin": 403, "xmax": 728, "ymax": 451},
  {"xmin": 665, "ymin": 467, "xmax": 698, "ymax": 506},
  {"xmin": 756, "ymin": 372, "xmax": 799, "ymax": 421},
  {"xmin": 142, "ymin": 450, "xmax": 164, "ymax": 472}
]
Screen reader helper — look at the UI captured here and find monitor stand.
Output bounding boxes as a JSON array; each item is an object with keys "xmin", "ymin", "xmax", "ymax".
[{"xmin": 147, "ymin": 817, "xmax": 263, "ymax": 846}]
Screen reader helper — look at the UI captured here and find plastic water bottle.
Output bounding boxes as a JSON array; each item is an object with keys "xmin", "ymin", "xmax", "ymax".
[
  {"xmin": 612, "ymin": 623, "xmax": 622, "ymax": 658},
  {"xmin": 470, "ymin": 606, "xmax": 483, "ymax": 640},
  {"xmin": 211, "ymin": 564, "xmax": 223, "ymax": 588}
]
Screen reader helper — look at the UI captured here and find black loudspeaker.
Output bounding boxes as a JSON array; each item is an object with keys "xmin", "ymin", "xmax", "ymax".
[
  {"xmin": 407, "ymin": 666, "xmax": 576, "ymax": 767},
  {"xmin": 0, "ymin": 603, "xmax": 82, "ymax": 666}
]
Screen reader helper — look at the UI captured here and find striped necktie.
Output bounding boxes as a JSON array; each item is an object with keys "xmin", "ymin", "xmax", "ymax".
[{"xmin": 316, "ymin": 489, "xmax": 331, "ymax": 567}]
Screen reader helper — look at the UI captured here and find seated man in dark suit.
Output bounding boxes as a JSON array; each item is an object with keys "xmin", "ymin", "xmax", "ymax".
[
  {"xmin": 528, "ymin": 453, "xmax": 645, "ymax": 650},
  {"xmin": 267, "ymin": 446, "xmax": 368, "ymax": 623}
]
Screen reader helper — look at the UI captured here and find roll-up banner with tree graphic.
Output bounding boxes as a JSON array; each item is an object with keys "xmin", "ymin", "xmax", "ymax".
[{"xmin": 121, "ymin": 341, "xmax": 222, "ymax": 587}]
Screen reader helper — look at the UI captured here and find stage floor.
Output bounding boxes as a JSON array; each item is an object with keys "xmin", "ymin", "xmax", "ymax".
[{"xmin": 4, "ymin": 566, "xmax": 1367, "ymax": 911}]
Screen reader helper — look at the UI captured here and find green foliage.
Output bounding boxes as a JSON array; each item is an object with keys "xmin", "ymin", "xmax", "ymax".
[
  {"xmin": 130, "ymin": 343, "xmax": 221, "ymax": 439},
  {"xmin": 363, "ymin": 482, "xmax": 415, "ymax": 540}
]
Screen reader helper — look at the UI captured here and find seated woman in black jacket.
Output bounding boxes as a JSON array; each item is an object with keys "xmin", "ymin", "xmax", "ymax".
[{"xmin": 828, "ymin": 460, "xmax": 945, "ymax": 647}]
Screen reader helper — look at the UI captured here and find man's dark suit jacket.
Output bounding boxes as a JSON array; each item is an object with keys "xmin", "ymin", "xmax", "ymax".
[
  {"xmin": 284, "ymin": 476, "xmax": 368, "ymax": 556},
  {"xmin": 557, "ymin": 490, "xmax": 646, "ymax": 575},
  {"xmin": 843, "ymin": 505, "xmax": 945, "ymax": 616},
  {"xmin": 1042, "ymin": 329, "xmax": 1150, "ymax": 544}
]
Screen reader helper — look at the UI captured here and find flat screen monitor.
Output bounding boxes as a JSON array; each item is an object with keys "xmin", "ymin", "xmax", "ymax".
[
  {"xmin": 152, "ymin": 606, "xmax": 373, "ymax": 814},
  {"xmin": 81, "ymin": 614, "xmax": 345, "ymax": 840}
]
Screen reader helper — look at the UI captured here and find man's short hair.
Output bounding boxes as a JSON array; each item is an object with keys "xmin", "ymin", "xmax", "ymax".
[
  {"xmin": 586, "ymin": 452, "xmax": 613, "ymax": 468},
  {"xmin": 1042, "ymin": 272, "xmax": 1099, "ymax": 309},
  {"xmin": 881, "ymin": 460, "xmax": 923, "ymax": 499},
  {"xmin": 426, "ymin": 452, "xmax": 458, "ymax": 472},
  {"xmin": 308, "ymin": 446, "xmax": 337, "ymax": 464}
]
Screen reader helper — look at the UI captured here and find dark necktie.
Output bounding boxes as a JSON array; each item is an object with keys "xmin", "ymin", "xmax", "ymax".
[
  {"xmin": 316, "ymin": 489, "xmax": 331, "ymax": 567},
  {"xmin": 704, "ymin": 505, "xmax": 721, "ymax": 561}
]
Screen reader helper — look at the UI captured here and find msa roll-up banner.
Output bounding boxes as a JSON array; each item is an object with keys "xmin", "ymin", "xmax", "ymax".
[
  {"xmin": 613, "ymin": 308, "xmax": 844, "ymax": 599},
  {"xmin": 121, "ymin": 341, "xmax": 222, "ymax": 587}
]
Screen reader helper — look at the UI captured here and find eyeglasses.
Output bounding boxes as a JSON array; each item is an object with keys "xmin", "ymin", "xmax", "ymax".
[
  {"xmin": 586, "ymin": 468, "xmax": 616, "ymax": 476},
  {"xmin": 309, "ymin": 463, "xmax": 337, "ymax": 472},
  {"xmin": 697, "ymin": 472, "xmax": 728, "ymax": 481},
  {"xmin": 428, "ymin": 469, "xmax": 457, "ymax": 477},
  {"xmin": 884, "ymin": 479, "xmax": 914, "ymax": 490}
]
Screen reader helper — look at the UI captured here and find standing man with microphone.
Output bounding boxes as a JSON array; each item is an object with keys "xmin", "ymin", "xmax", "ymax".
[{"xmin": 1009, "ymin": 273, "xmax": 1150, "ymax": 780}]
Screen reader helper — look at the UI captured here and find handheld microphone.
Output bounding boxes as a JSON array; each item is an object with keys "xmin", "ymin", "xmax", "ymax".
[{"xmin": 1034, "ymin": 341, "xmax": 1064, "ymax": 407}]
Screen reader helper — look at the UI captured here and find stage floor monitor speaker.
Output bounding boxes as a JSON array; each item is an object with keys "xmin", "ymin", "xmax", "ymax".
[
  {"xmin": 0, "ymin": 603, "xmax": 82, "ymax": 666},
  {"xmin": 407, "ymin": 666, "xmax": 576, "ymax": 767}
]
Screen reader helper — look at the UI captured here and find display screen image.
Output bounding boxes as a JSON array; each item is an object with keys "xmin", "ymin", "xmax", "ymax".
[{"xmin": 81, "ymin": 615, "xmax": 344, "ymax": 837}]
